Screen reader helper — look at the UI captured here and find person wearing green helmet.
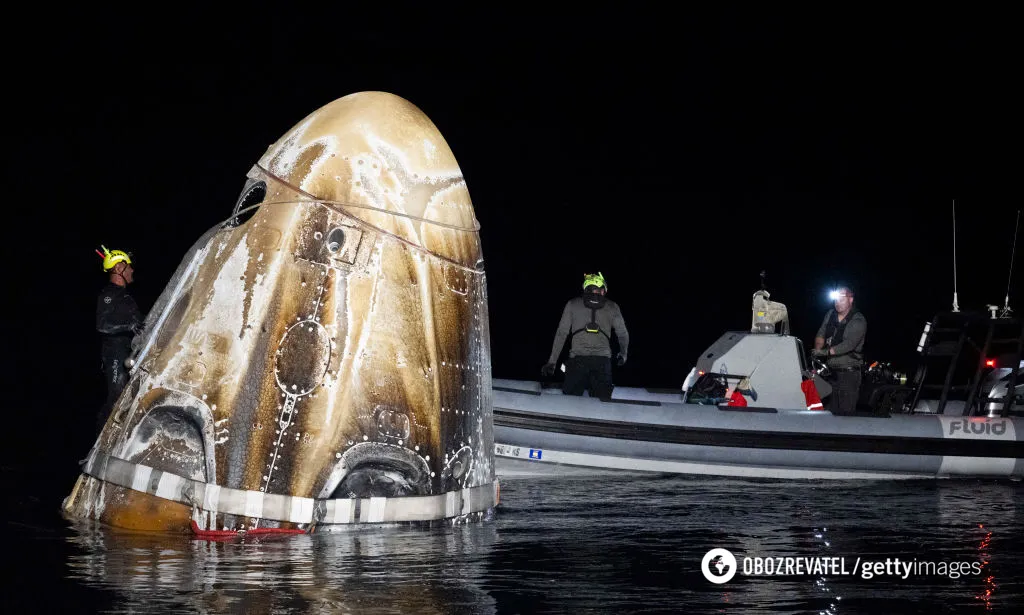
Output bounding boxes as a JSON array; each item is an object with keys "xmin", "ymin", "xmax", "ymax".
[
  {"xmin": 542, "ymin": 271, "xmax": 630, "ymax": 400},
  {"xmin": 94, "ymin": 245, "xmax": 144, "ymax": 433}
]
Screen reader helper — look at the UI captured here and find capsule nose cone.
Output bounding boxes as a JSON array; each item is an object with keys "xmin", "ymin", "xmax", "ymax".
[{"xmin": 256, "ymin": 91, "xmax": 482, "ymax": 268}]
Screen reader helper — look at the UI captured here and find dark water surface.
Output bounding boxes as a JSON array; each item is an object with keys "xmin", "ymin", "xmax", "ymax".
[{"xmin": 5, "ymin": 469, "xmax": 1022, "ymax": 614}]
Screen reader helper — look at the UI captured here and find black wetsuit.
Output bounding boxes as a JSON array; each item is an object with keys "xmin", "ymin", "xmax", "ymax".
[{"xmin": 96, "ymin": 283, "xmax": 143, "ymax": 431}]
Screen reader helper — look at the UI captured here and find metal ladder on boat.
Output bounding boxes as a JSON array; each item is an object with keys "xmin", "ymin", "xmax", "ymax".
[{"xmin": 906, "ymin": 310, "xmax": 1024, "ymax": 416}]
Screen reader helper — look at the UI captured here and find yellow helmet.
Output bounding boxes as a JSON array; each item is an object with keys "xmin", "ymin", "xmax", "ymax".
[
  {"xmin": 96, "ymin": 245, "xmax": 132, "ymax": 272},
  {"xmin": 582, "ymin": 272, "xmax": 606, "ymax": 291}
]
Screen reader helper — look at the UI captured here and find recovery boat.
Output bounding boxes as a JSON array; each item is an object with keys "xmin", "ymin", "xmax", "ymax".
[{"xmin": 492, "ymin": 289, "xmax": 1024, "ymax": 479}]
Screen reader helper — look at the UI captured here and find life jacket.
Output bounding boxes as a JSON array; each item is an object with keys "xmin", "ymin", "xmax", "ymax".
[
  {"xmin": 823, "ymin": 308, "xmax": 864, "ymax": 360},
  {"xmin": 571, "ymin": 293, "xmax": 611, "ymax": 341}
]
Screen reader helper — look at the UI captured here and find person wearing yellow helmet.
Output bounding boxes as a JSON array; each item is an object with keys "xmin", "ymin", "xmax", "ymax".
[
  {"xmin": 98, "ymin": 246, "xmax": 134, "ymax": 276},
  {"xmin": 542, "ymin": 271, "xmax": 630, "ymax": 400},
  {"xmin": 94, "ymin": 245, "xmax": 144, "ymax": 433}
]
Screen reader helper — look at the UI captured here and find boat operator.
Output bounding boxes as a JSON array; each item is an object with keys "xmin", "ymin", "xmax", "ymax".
[
  {"xmin": 812, "ymin": 286, "xmax": 867, "ymax": 415},
  {"xmin": 542, "ymin": 272, "xmax": 630, "ymax": 400}
]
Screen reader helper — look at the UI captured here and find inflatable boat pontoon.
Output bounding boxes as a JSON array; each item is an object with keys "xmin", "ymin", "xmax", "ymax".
[{"xmin": 493, "ymin": 292, "xmax": 1024, "ymax": 480}]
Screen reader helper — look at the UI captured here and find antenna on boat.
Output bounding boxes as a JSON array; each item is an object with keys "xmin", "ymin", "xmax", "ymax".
[
  {"xmin": 760, "ymin": 270, "xmax": 767, "ymax": 291},
  {"xmin": 1001, "ymin": 209, "xmax": 1020, "ymax": 318},
  {"xmin": 952, "ymin": 199, "xmax": 960, "ymax": 313}
]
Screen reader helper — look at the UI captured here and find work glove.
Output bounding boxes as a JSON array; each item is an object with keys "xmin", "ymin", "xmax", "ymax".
[
  {"xmin": 616, "ymin": 352, "xmax": 627, "ymax": 366},
  {"xmin": 541, "ymin": 363, "xmax": 557, "ymax": 377},
  {"xmin": 810, "ymin": 348, "xmax": 828, "ymax": 357}
]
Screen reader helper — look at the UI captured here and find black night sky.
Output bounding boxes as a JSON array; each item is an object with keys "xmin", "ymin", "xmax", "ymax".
[{"xmin": 4, "ymin": 13, "xmax": 1016, "ymax": 470}]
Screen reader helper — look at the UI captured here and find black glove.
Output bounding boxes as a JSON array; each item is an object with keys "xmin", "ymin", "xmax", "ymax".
[
  {"xmin": 810, "ymin": 348, "xmax": 828, "ymax": 357},
  {"xmin": 541, "ymin": 363, "xmax": 557, "ymax": 377},
  {"xmin": 616, "ymin": 353, "xmax": 627, "ymax": 366}
]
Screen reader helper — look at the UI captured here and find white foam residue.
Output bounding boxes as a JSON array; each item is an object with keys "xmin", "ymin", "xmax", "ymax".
[
  {"xmin": 370, "ymin": 133, "xmax": 461, "ymax": 184},
  {"xmin": 383, "ymin": 169, "xmax": 405, "ymax": 209},
  {"xmin": 366, "ymin": 134, "xmax": 409, "ymax": 181},
  {"xmin": 246, "ymin": 270, "xmax": 274, "ymax": 332},
  {"xmin": 326, "ymin": 249, "xmax": 382, "ymax": 427},
  {"xmin": 93, "ymin": 480, "xmax": 106, "ymax": 518},
  {"xmin": 297, "ymin": 136, "xmax": 341, "ymax": 192},
  {"xmin": 186, "ymin": 238, "xmax": 250, "ymax": 375},
  {"xmin": 133, "ymin": 243, "xmax": 210, "ymax": 369},
  {"xmin": 215, "ymin": 424, "xmax": 229, "ymax": 440},
  {"xmin": 362, "ymin": 135, "xmax": 412, "ymax": 217},
  {"xmin": 226, "ymin": 205, "xmax": 296, "ymax": 349},
  {"xmin": 414, "ymin": 246, "xmax": 439, "ymax": 418},
  {"xmin": 265, "ymin": 116, "xmax": 316, "ymax": 176},
  {"xmin": 385, "ymin": 193, "xmax": 422, "ymax": 247},
  {"xmin": 324, "ymin": 269, "xmax": 349, "ymax": 426},
  {"xmin": 422, "ymin": 179, "xmax": 470, "ymax": 229},
  {"xmin": 363, "ymin": 133, "xmax": 467, "ymax": 245}
]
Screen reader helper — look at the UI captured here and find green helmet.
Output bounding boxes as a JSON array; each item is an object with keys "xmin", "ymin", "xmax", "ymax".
[{"xmin": 582, "ymin": 272, "xmax": 606, "ymax": 291}]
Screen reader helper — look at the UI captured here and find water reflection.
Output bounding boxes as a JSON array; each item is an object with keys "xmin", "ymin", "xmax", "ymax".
[
  {"xmin": 53, "ymin": 476, "xmax": 1024, "ymax": 614},
  {"xmin": 976, "ymin": 523, "xmax": 996, "ymax": 611},
  {"xmin": 66, "ymin": 520, "xmax": 500, "ymax": 614},
  {"xmin": 937, "ymin": 480, "xmax": 1017, "ymax": 612}
]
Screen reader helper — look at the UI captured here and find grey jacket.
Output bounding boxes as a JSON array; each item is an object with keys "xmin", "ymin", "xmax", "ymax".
[
  {"xmin": 816, "ymin": 309, "xmax": 867, "ymax": 369},
  {"xmin": 548, "ymin": 296, "xmax": 629, "ymax": 363}
]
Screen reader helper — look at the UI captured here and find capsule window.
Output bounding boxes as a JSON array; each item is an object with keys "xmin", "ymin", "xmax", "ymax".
[
  {"xmin": 326, "ymin": 227, "xmax": 346, "ymax": 253},
  {"xmin": 228, "ymin": 180, "xmax": 267, "ymax": 227}
]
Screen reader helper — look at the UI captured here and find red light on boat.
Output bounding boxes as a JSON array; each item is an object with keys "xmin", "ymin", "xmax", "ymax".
[{"xmin": 985, "ymin": 359, "xmax": 996, "ymax": 368}]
